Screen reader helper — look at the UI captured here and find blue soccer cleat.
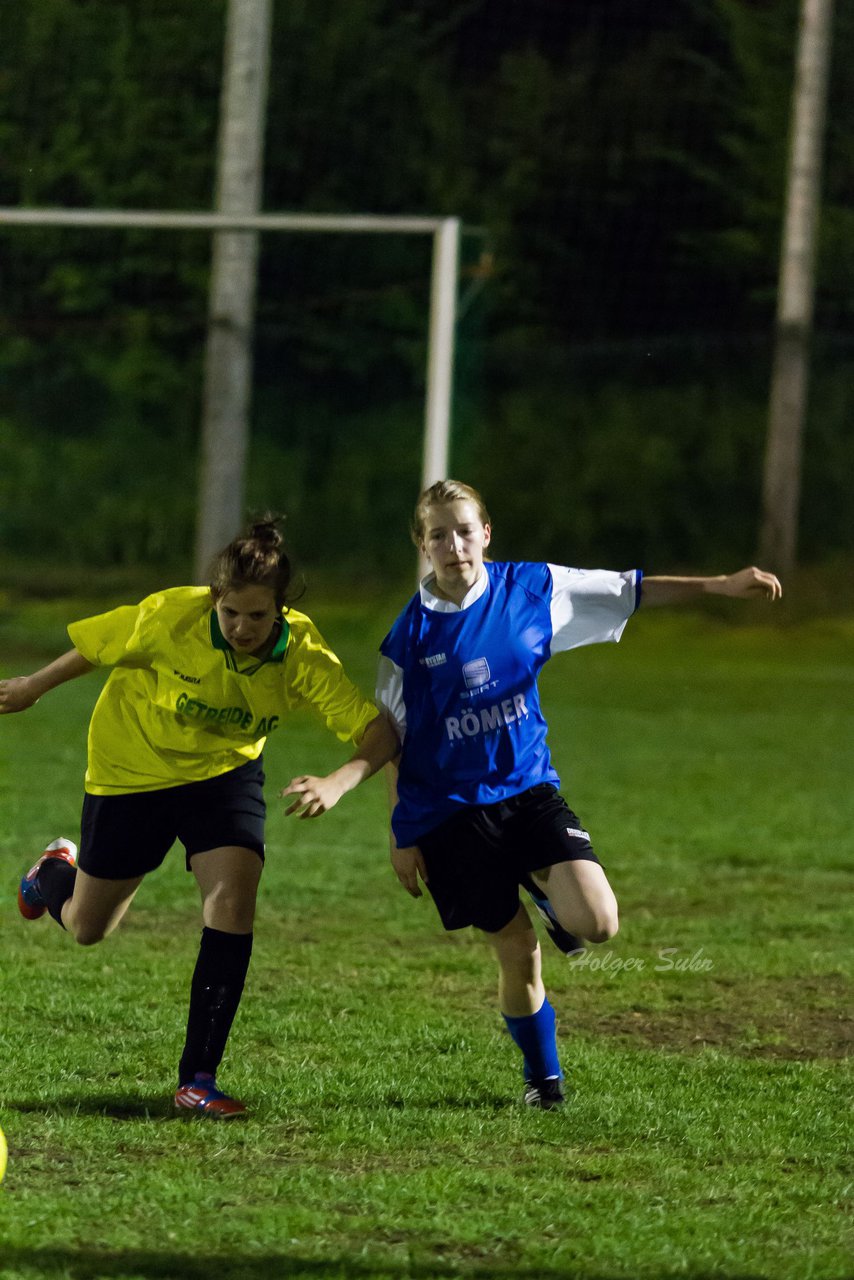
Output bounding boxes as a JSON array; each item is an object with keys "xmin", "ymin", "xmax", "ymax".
[{"xmin": 18, "ymin": 837, "xmax": 78, "ymax": 921}]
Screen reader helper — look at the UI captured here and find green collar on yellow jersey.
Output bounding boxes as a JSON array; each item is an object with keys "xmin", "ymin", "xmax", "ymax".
[{"xmin": 209, "ymin": 610, "xmax": 290, "ymax": 669}]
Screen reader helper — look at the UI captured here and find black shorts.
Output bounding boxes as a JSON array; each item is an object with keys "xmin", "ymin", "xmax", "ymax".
[
  {"xmin": 78, "ymin": 758, "xmax": 266, "ymax": 880},
  {"xmin": 416, "ymin": 783, "xmax": 600, "ymax": 934}
]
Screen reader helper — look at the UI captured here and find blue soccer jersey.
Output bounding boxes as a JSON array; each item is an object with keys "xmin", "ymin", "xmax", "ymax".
[{"xmin": 377, "ymin": 562, "xmax": 641, "ymax": 845}]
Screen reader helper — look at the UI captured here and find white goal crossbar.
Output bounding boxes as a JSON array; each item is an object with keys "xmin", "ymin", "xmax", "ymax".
[{"xmin": 0, "ymin": 205, "xmax": 460, "ymax": 536}]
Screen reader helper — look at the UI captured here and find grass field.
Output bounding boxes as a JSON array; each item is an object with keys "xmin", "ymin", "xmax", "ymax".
[{"xmin": 0, "ymin": 591, "xmax": 851, "ymax": 1280}]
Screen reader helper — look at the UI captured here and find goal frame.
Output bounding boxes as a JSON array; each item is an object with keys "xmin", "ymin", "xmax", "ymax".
[{"xmin": 0, "ymin": 205, "xmax": 460, "ymax": 569}]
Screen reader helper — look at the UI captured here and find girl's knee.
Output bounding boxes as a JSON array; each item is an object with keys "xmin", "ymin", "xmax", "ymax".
[
  {"xmin": 492, "ymin": 930, "xmax": 541, "ymax": 982},
  {"xmin": 548, "ymin": 894, "xmax": 619, "ymax": 943},
  {"xmin": 586, "ymin": 906, "xmax": 619, "ymax": 944},
  {"xmin": 203, "ymin": 891, "xmax": 256, "ymax": 934},
  {"xmin": 502, "ymin": 944, "xmax": 540, "ymax": 984},
  {"xmin": 64, "ymin": 902, "xmax": 120, "ymax": 945},
  {"xmin": 69, "ymin": 921, "xmax": 108, "ymax": 947}
]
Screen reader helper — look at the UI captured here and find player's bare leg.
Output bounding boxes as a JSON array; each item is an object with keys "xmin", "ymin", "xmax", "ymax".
[
  {"xmin": 530, "ymin": 859, "xmax": 618, "ymax": 943},
  {"xmin": 190, "ymin": 845, "xmax": 262, "ymax": 933},
  {"xmin": 486, "ymin": 904, "xmax": 564, "ymax": 1108},
  {"xmin": 485, "ymin": 903, "xmax": 544, "ymax": 1016},
  {"xmin": 176, "ymin": 846, "xmax": 261, "ymax": 1119},
  {"xmin": 61, "ymin": 867, "xmax": 144, "ymax": 945}
]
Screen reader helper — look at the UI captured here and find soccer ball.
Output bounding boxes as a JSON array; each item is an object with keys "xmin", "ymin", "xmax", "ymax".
[{"xmin": 0, "ymin": 1125, "xmax": 6, "ymax": 1183}]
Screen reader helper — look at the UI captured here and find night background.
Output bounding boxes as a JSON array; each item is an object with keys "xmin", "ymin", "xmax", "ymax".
[
  {"xmin": 1, "ymin": 0, "xmax": 852, "ymax": 581},
  {"xmin": 0, "ymin": 6, "xmax": 852, "ymax": 1279}
]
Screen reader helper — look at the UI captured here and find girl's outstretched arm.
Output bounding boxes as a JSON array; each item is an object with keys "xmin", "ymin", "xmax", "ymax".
[
  {"xmin": 641, "ymin": 567, "xmax": 782, "ymax": 607},
  {"xmin": 0, "ymin": 649, "xmax": 95, "ymax": 714},
  {"xmin": 280, "ymin": 712, "xmax": 400, "ymax": 819}
]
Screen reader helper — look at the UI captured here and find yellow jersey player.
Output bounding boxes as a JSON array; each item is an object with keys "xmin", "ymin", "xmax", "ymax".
[{"xmin": 1, "ymin": 516, "xmax": 398, "ymax": 1118}]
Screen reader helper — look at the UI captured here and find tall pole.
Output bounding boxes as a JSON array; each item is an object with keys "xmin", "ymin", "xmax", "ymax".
[
  {"xmin": 421, "ymin": 218, "xmax": 460, "ymax": 491},
  {"xmin": 758, "ymin": 0, "xmax": 834, "ymax": 574},
  {"xmin": 418, "ymin": 217, "xmax": 460, "ymax": 580},
  {"xmin": 194, "ymin": 0, "xmax": 272, "ymax": 581}
]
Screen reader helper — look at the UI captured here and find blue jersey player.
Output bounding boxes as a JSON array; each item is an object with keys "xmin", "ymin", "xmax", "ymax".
[{"xmin": 377, "ymin": 480, "xmax": 782, "ymax": 1109}]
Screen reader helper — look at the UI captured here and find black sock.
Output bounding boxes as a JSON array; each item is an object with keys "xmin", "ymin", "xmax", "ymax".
[
  {"xmin": 178, "ymin": 927, "xmax": 253, "ymax": 1087},
  {"xmin": 38, "ymin": 859, "xmax": 76, "ymax": 928}
]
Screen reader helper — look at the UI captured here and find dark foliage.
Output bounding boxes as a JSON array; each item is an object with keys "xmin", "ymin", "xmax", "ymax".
[{"xmin": 0, "ymin": 0, "xmax": 851, "ymax": 577}]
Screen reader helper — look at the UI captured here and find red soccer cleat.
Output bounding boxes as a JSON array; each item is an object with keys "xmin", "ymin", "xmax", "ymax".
[
  {"xmin": 174, "ymin": 1073, "xmax": 248, "ymax": 1120},
  {"xmin": 18, "ymin": 837, "xmax": 78, "ymax": 921}
]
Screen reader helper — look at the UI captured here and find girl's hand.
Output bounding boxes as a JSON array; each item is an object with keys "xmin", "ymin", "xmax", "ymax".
[
  {"xmin": 0, "ymin": 676, "xmax": 40, "ymax": 714},
  {"xmin": 391, "ymin": 842, "xmax": 428, "ymax": 898},
  {"xmin": 714, "ymin": 567, "xmax": 782, "ymax": 600},
  {"xmin": 280, "ymin": 775, "xmax": 345, "ymax": 819}
]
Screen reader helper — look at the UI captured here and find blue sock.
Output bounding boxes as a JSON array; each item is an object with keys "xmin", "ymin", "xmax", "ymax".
[{"xmin": 503, "ymin": 996, "xmax": 562, "ymax": 1081}]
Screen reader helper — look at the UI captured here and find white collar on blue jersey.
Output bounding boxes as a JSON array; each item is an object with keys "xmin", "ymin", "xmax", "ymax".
[{"xmin": 419, "ymin": 568, "xmax": 489, "ymax": 612}]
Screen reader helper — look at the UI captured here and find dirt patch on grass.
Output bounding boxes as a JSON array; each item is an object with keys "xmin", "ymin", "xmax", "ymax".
[{"xmin": 570, "ymin": 975, "xmax": 853, "ymax": 1060}]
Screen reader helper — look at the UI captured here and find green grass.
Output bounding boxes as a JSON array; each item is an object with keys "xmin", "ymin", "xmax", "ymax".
[{"xmin": 0, "ymin": 596, "xmax": 852, "ymax": 1280}]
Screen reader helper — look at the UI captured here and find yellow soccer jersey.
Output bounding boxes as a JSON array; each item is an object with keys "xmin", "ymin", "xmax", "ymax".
[{"xmin": 67, "ymin": 586, "xmax": 378, "ymax": 794}]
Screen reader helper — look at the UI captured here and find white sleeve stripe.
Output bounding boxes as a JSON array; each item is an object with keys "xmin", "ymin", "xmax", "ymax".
[{"xmin": 375, "ymin": 654, "xmax": 406, "ymax": 740}]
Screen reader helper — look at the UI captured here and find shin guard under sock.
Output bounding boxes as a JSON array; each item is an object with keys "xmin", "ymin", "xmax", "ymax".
[
  {"xmin": 178, "ymin": 927, "xmax": 253, "ymax": 1086},
  {"xmin": 503, "ymin": 996, "xmax": 562, "ymax": 1081},
  {"xmin": 37, "ymin": 858, "xmax": 77, "ymax": 928}
]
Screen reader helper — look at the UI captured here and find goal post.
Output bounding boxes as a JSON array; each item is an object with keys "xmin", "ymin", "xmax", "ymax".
[{"xmin": 0, "ymin": 205, "xmax": 461, "ymax": 575}]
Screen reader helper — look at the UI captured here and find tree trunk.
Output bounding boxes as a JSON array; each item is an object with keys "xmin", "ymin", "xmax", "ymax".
[
  {"xmin": 759, "ymin": 0, "xmax": 834, "ymax": 573},
  {"xmin": 194, "ymin": 0, "xmax": 272, "ymax": 582}
]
